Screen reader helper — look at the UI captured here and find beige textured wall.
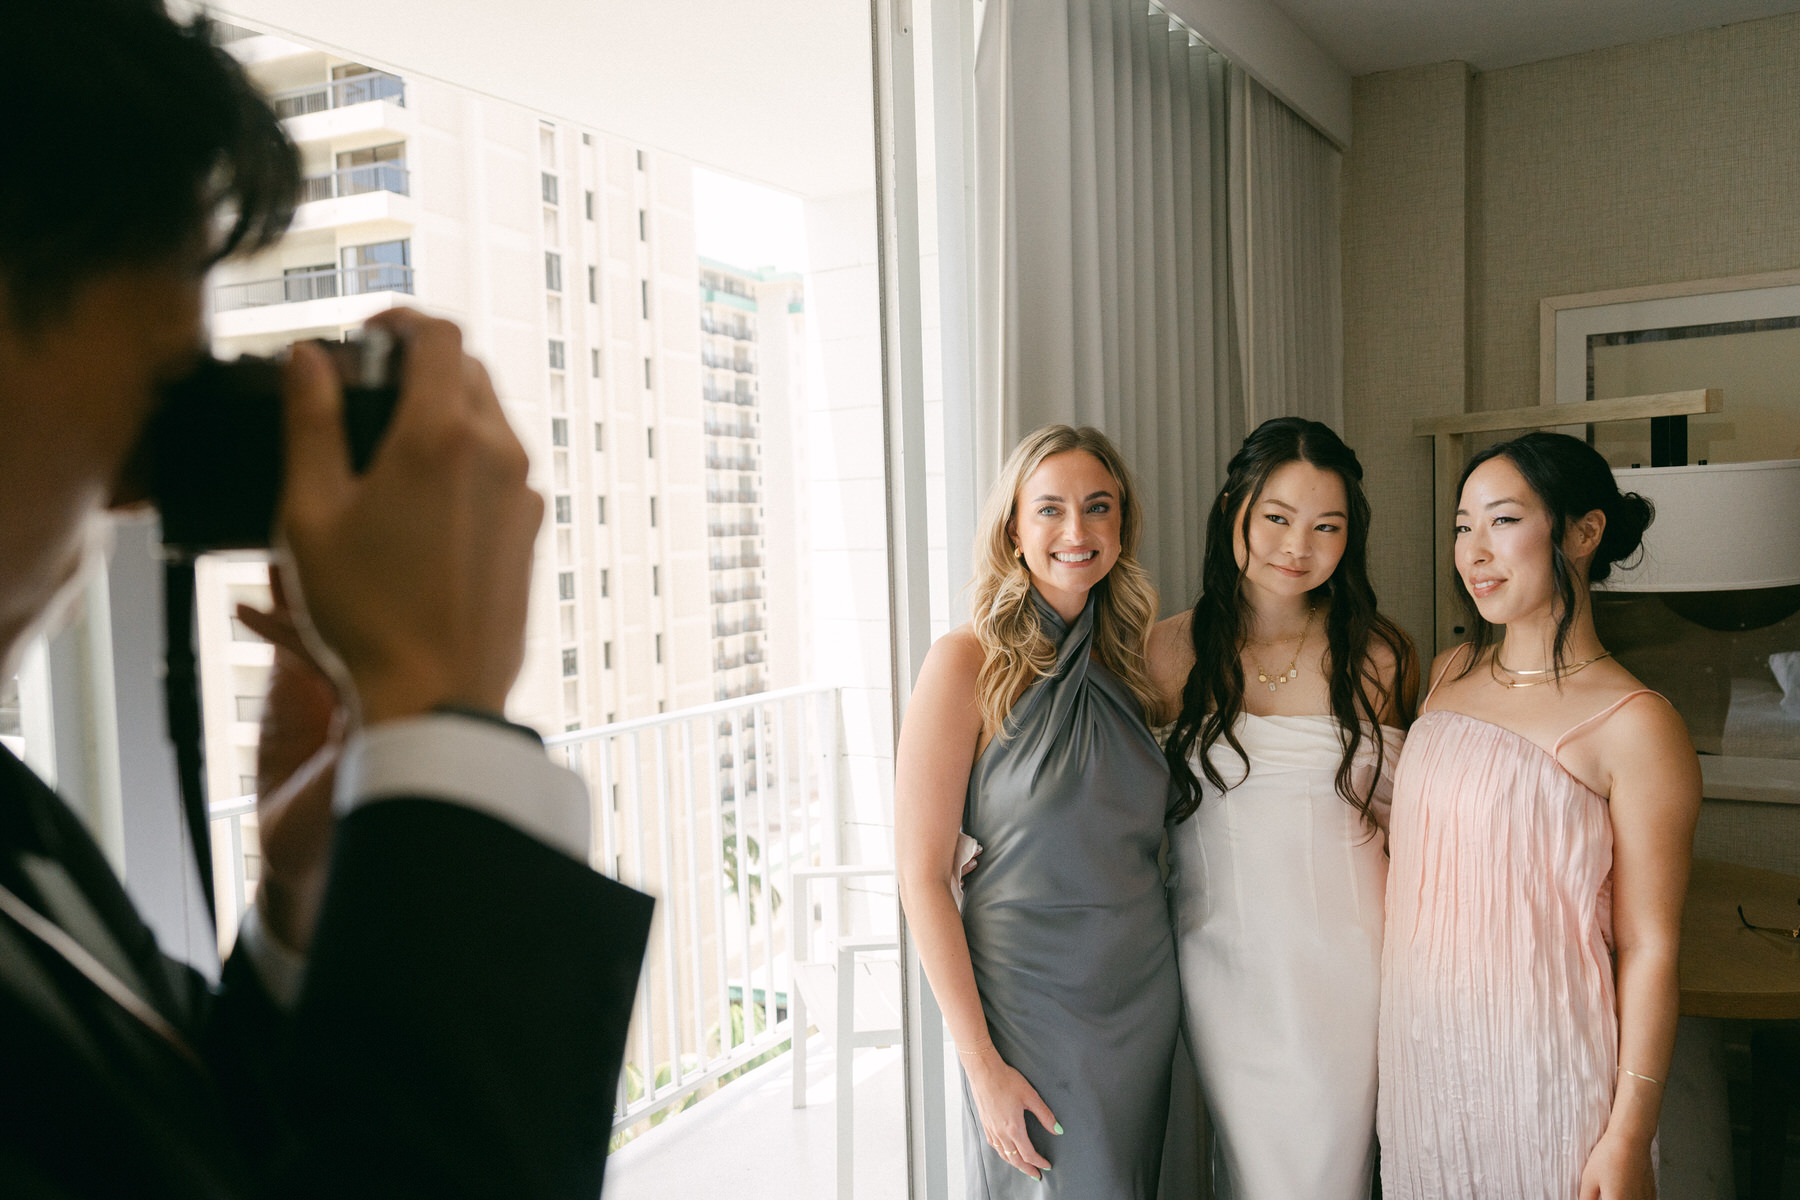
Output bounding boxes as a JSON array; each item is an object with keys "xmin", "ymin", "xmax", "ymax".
[
  {"xmin": 1341, "ymin": 62, "xmax": 1470, "ymax": 651},
  {"xmin": 1466, "ymin": 12, "xmax": 1800, "ymax": 413},
  {"xmin": 1343, "ymin": 12, "xmax": 1800, "ymax": 648}
]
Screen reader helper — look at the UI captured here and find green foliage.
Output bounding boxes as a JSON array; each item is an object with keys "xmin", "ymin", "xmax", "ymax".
[
  {"xmin": 720, "ymin": 809, "xmax": 783, "ymax": 922},
  {"xmin": 608, "ymin": 1000, "xmax": 789, "ymax": 1153}
]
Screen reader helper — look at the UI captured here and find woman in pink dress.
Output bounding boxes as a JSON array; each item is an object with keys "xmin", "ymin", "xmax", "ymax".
[{"xmin": 1378, "ymin": 432, "xmax": 1701, "ymax": 1200}]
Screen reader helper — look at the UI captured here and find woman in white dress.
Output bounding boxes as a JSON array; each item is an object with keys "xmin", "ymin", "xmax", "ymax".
[{"xmin": 1148, "ymin": 418, "xmax": 1417, "ymax": 1200}]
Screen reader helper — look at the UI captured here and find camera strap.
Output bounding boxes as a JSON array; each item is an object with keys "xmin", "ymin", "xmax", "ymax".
[{"xmin": 162, "ymin": 558, "xmax": 217, "ymax": 928}]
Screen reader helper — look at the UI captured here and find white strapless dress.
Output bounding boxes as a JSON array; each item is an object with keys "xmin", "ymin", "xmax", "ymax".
[{"xmin": 1168, "ymin": 714, "xmax": 1402, "ymax": 1200}]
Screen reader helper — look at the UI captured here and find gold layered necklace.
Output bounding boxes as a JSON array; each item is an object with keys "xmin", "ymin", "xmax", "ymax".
[
  {"xmin": 1249, "ymin": 606, "xmax": 1316, "ymax": 692},
  {"xmin": 1489, "ymin": 649, "xmax": 1614, "ymax": 689}
]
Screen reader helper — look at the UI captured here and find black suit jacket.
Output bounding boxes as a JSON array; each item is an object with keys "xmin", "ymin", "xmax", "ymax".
[{"xmin": 0, "ymin": 745, "xmax": 653, "ymax": 1198}]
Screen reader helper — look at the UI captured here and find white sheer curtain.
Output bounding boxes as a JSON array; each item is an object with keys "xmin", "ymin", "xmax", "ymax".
[
  {"xmin": 1231, "ymin": 68, "xmax": 1344, "ymax": 430},
  {"xmin": 973, "ymin": 0, "xmax": 1343, "ymax": 612},
  {"xmin": 973, "ymin": 0, "xmax": 1237, "ymax": 612}
]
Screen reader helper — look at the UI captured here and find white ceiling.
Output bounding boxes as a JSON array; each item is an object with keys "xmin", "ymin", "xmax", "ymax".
[
  {"xmin": 212, "ymin": 0, "xmax": 877, "ymax": 200},
  {"xmin": 1270, "ymin": 0, "xmax": 1800, "ymax": 75}
]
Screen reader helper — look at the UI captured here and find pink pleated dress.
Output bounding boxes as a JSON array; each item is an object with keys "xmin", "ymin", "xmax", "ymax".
[{"xmin": 1377, "ymin": 665, "xmax": 1658, "ymax": 1200}]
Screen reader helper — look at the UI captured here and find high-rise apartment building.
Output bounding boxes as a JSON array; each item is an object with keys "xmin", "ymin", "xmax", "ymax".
[{"xmin": 199, "ymin": 27, "xmax": 713, "ymax": 917}]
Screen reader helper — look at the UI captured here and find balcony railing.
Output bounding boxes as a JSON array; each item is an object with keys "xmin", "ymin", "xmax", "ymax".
[
  {"xmin": 272, "ymin": 71, "xmax": 406, "ymax": 118},
  {"xmin": 300, "ymin": 161, "xmax": 410, "ymax": 203},
  {"xmin": 700, "ymin": 319, "xmax": 756, "ymax": 341},
  {"xmin": 710, "ymin": 584, "xmax": 766, "ymax": 604},
  {"xmin": 705, "ymin": 454, "xmax": 760, "ymax": 471},
  {"xmin": 705, "ymin": 488, "xmax": 761, "ymax": 505},
  {"xmin": 701, "ymin": 351, "xmax": 756, "ymax": 373},
  {"xmin": 703, "ymin": 387, "xmax": 757, "ymax": 408},
  {"xmin": 704, "ymin": 419, "xmax": 759, "ymax": 439},
  {"xmin": 712, "ymin": 615, "xmax": 766, "ymax": 638},
  {"xmin": 211, "ymin": 685, "xmax": 861, "ymax": 1140},
  {"xmin": 708, "ymin": 521, "xmax": 762, "ymax": 539},
  {"xmin": 214, "ymin": 263, "xmax": 414, "ymax": 312}
]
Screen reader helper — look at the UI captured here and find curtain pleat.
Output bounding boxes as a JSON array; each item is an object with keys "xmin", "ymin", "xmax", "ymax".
[{"xmin": 973, "ymin": 0, "xmax": 1338, "ymax": 613}]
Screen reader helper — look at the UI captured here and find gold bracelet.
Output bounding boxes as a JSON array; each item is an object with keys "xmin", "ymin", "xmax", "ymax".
[
  {"xmin": 956, "ymin": 1039, "xmax": 995, "ymax": 1058},
  {"xmin": 1619, "ymin": 1067, "xmax": 1663, "ymax": 1087}
]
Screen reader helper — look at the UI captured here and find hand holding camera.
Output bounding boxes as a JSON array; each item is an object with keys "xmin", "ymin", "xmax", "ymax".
[{"xmin": 278, "ymin": 308, "xmax": 543, "ymax": 728}]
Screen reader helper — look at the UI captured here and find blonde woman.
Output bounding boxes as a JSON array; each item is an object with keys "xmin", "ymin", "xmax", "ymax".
[{"xmin": 897, "ymin": 426, "xmax": 1179, "ymax": 1198}]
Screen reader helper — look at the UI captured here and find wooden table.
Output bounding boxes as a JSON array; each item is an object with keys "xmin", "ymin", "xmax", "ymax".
[
  {"xmin": 1680, "ymin": 857, "xmax": 1800, "ymax": 1019},
  {"xmin": 1679, "ymin": 858, "xmax": 1800, "ymax": 1194}
]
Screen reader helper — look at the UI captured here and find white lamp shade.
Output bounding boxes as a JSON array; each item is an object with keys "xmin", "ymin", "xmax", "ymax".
[{"xmin": 1604, "ymin": 459, "xmax": 1800, "ymax": 592}]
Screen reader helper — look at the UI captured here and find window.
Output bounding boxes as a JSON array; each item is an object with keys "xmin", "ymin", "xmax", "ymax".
[
  {"xmin": 558, "ymin": 570, "xmax": 575, "ymax": 600},
  {"xmin": 596, "ymin": 495, "xmax": 607, "ymax": 524},
  {"xmin": 646, "ymin": 426, "xmax": 656, "ymax": 458},
  {"xmin": 551, "ymin": 417, "xmax": 568, "ymax": 447},
  {"xmin": 235, "ymin": 695, "xmax": 265, "ymax": 723},
  {"xmin": 554, "ymin": 495, "xmax": 572, "ymax": 524},
  {"xmin": 581, "ymin": 132, "xmax": 591, "ymax": 146},
  {"xmin": 538, "ymin": 123, "xmax": 556, "ymax": 164},
  {"xmin": 548, "ymin": 340, "xmax": 565, "ymax": 370},
  {"xmin": 590, "ymin": 348, "xmax": 600, "ymax": 378},
  {"xmin": 603, "ymin": 642, "xmax": 613, "ymax": 669},
  {"xmin": 643, "ymin": 357, "xmax": 652, "ymax": 388},
  {"xmin": 593, "ymin": 421, "xmax": 604, "ymax": 451},
  {"xmin": 561, "ymin": 648, "xmax": 578, "ymax": 677},
  {"xmin": 655, "ymin": 634, "xmax": 662, "ymax": 665},
  {"xmin": 636, "ymin": 149, "xmax": 645, "ymax": 170},
  {"xmin": 340, "ymin": 238, "xmax": 410, "ymax": 294},
  {"xmin": 638, "ymin": 208, "xmax": 647, "ymax": 241},
  {"xmin": 640, "ymin": 279, "xmax": 649, "ymax": 319},
  {"xmin": 649, "ymin": 496, "xmax": 658, "ymax": 527},
  {"xmin": 541, "ymin": 172, "xmax": 560, "ymax": 205},
  {"xmin": 652, "ymin": 565, "xmax": 660, "ymax": 596},
  {"xmin": 544, "ymin": 251, "xmax": 562, "ymax": 292},
  {"xmin": 585, "ymin": 190, "xmax": 596, "ymax": 220},
  {"xmin": 600, "ymin": 568, "xmax": 609, "ymax": 597},
  {"xmin": 587, "ymin": 265, "xmax": 597, "ymax": 303}
]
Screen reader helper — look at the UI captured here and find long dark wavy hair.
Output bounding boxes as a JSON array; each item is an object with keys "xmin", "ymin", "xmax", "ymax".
[
  {"xmin": 1452, "ymin": 431, "xmax": 1653, "ymax": 681},
  {"xmin": 1164, "ymin": 417, "xmax": 1417, "ymax": 827}
]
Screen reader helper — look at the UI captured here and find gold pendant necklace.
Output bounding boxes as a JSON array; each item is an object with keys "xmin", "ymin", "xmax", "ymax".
[
  {"xmin": 1490, "ymin": 650, "xmax": 1614, "ymax": 689},
  {"xmin": 1251, "ymin": 607, "xmax": 1315, "ymax": 692}
]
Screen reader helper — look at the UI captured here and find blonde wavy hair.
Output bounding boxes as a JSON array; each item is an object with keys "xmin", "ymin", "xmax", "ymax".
[{"xmin": 971, "ymin": 425, "xmax": 1161, "ymax": 736}]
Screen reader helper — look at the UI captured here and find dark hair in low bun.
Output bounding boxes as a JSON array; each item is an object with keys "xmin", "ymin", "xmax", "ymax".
[{"xmin": 1455, "ymin": 431, "xmax": 1653, "ymax": 679}]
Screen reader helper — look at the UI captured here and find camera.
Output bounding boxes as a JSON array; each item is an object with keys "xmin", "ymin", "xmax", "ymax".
[{"xmin": 126, "ymin": 331, "xmax": 403, "ymax": 555}]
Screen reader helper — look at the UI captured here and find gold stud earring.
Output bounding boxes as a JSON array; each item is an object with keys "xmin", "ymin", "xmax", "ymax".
[{"xmin": 1014, "ymin": 547, "xmax": 1024, "ymax": 559}]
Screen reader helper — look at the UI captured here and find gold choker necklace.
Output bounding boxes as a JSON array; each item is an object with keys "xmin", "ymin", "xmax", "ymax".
[{"xmin": 1490, "ymin": 650, "xmax": 1613, "ymax": 689}]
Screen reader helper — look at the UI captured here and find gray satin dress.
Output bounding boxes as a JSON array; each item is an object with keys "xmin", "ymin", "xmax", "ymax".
[{"xmin": 959, "ymin": 589, "xmax": 1181, "ymax": 1198}]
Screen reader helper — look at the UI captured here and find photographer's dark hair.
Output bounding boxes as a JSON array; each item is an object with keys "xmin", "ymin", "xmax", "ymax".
[
  {"xmin": 0, "ymin": 0, "xmax": 299, "ymax": 326},
  {"xmin": 1164, "ymin": 417, "xmax": 1417, "ymax": 827},
  {"xmin": 1453, "ymin": 430, "xmax": 1653, "ymax": 681}
]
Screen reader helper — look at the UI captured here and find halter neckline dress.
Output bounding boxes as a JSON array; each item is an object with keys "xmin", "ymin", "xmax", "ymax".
[{"xmin": 958, "ymin": 589, "xmax": 1181, "ymax": 1198}]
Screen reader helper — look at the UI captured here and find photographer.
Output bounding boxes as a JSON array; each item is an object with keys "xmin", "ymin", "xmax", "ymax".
[{"xmin": 0, "ymin": 2, "xmax": 651, "ymax": 1196}]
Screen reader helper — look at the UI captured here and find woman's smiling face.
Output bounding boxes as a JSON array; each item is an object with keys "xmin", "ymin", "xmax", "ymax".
[
  {"xmin": 1010, "ymin": 450, "xmax": 1123, "ymax": 619},
  {"xmin": 1231, "ymin": 460, "xmax": 1348, "ymax": 601},
  {"xmin": 1454, "ymin": 454, "xmax": 1561, "ymax": 625}
]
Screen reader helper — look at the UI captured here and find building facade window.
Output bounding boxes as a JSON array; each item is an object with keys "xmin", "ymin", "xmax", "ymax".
[
  {"xmin": 635, "ymin": 149, "xmax": 645, "ymax": 170},
  {"xmin": 638, "ymin": 209, "xmax": 646, "ymax": 241},
  {"xmin": 596, "ymin": 495, "xmax": 607, "ymax": 524},
  {"xmin": 585, "ymin": 190, "xmax": 595, "ymax": 220},
  {"xmin": 600, "ymin": 568, "xmax": 609, "ymax": 597},
  {"xmin": 643, "ymin": 357, "xmax": 652, "ymax": 388},
  {"xmin": 646, "ymin": 426, "xmax": 655, "ymax": 458},
  {"xmin": 603, "ymin": 642, "xmax": 613, "ymax": 669},
  {"xmin": 593, "ymin": 421, "xmax": 604, "ymax": 451},
  {"xmin": 587, "ymin": 265, "xmax": 597, "ymax": 303},
  {"xmin": 640, "ymin": 279, "xmax": 649, "ymax": 319},
  {"xmin": 558, "ymin": 570, "xmax": 575, "ymax": 600},
  {"xmin": 548, "ymin": 340, "xmax": 565, "ymax": 370},
  {"xmin": 590, "ymin": 348, "xmax": 600, "ymax": 378},
  {"xmin": 652, "ymin": 565, "xmax": 659, "ymax": 596},
  {"xmin": 541, "ymin": 172, "xmax": 559, "ymax": 205},
  {"xmin": 654, "ymin": 634, "xmax": 662, "ymax": 665},
  {"xmin": 551, "ymin": 417, "xmax": 568, "ymax": 446},
  {"xmin": 561, "ymin": 648, "xmax": 578, "ymax": 677},
  {"xmin": 554, "ymin": 495, "xmax": 572, "ymax": 524},
  {"xmin": 544, "ymin": 251, "xmax": 562, "ymax": 292},
  {"xmin": 649, "ymin": 496, "xmax": 658, "ymax": 528}
]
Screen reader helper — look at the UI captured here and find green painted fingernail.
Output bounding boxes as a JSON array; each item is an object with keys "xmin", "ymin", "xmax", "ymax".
[{"xmin": 1053, "ymin": 1123, "xmax": 1064, "ymax": 1135}]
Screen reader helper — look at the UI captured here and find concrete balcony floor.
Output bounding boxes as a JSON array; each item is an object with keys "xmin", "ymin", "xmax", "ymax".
[{"xmin": 606, "ymin": 1033, "xmax": 966, "ymax": 1200}]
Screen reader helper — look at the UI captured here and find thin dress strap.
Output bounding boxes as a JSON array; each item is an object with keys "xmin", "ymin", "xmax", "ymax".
[
  {"xmin": 1551, "ymin": 689, "xmax": 1663, "ymax": 759},
  {"xmin": 1422, "ymin": 644, "xmax": 1475, "ymax": 710}
]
